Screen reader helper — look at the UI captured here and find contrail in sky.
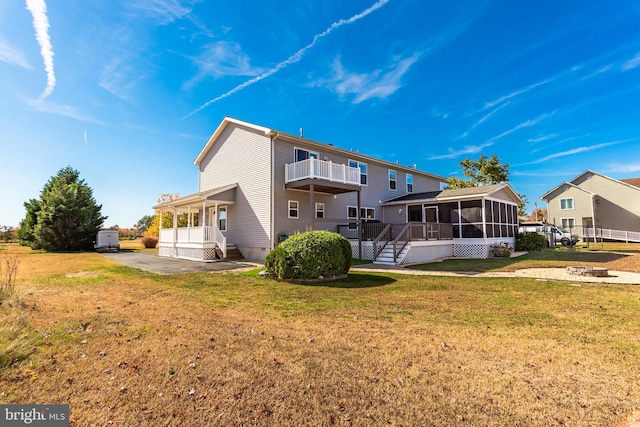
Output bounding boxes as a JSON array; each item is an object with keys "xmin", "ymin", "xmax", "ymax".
[
  {"xmin": 184, "ymin": 0, "xmax": 390, "ymax": 119},
  {"xmin": 25, "ymin": 0, "xmax": 55, "ymax": 100}
]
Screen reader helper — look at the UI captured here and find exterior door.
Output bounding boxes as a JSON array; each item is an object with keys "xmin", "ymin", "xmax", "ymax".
[{"xmin": 424, "ymin": 206, "xmax": 439, "ymax": 223}]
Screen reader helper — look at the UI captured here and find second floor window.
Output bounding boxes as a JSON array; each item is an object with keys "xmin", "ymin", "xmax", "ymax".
[
  {"xmin": 406, "ymin": 174, "xmax": 413, "ymax": 193},
  {"xmin": 389, "ymin": 170, "xmax": 397, "ymax": 190},
  {"xmin": 349, "ymin": 160, "xmax": 368, "ymax": 185},
  {"xmin": 560, "ymin": 198, "xmax": 574, "ymax": 210}
]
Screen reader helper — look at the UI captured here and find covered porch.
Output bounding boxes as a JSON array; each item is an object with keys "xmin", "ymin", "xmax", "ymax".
[{"xmin": 153, "ymin": 184, "xmax": 237, "ymax": 261}]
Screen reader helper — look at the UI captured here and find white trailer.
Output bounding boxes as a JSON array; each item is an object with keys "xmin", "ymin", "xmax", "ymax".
[{"xmin": 94, "ymin": 230, "xmax": 120, "ymax": 251}]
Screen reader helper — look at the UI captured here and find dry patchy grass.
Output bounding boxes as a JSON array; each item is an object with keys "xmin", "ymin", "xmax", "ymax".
[{"xmin": 1, "ymin": 244, "xmax": 640, "ymax": 426}]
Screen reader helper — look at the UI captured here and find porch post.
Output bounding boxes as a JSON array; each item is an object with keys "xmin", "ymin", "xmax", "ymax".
[
  {"xmin": 357, "ymin": 189, "xmax": 362, "ymax": 260},
  {"xmin": 202, "ymin": 202, "xmax": 206, "ymax": 243},
  {"xmin": 310, "ymin": 183, "xmax": 315, "ymax": 230},
  {"xmin": 187, "ymin": 206, "xmax": 191, "ymax": 243},
  {"xmin": 172, "ymin": 208, "xmax": 178, "ymax": 257},
  {"xmin": 481, "ymin": 198, "xmax": 487, "ymax": 239}
]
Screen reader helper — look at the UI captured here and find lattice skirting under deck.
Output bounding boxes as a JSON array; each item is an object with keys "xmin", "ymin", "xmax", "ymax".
[
  {"xmin": 453, "ymin": 243, "xmax": 490, "ymax": 258},
  {"xmin": 401, "ymin": 244, "xmax": 453, "ymax": 264},
  {"xmin": 350, "ymin": 242, "xmax": 374, "ymax": 260}
]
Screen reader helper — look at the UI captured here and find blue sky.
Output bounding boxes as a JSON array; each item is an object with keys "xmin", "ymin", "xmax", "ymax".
[{"xmin": 2, "ymin": 0, "xmax": 640, "ymax": 229}]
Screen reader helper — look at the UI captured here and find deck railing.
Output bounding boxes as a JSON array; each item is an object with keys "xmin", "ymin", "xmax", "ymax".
[
  {"xmin": 285, "ymin": 158, "xmax": 361, "ymax": 185},
  {"xmin": 158, "ymin": 226, "xmax": 226, "ymax": 257},
  {"xmin": 583, "ymin": 227, "xmax": 640, "ymax": 243}
]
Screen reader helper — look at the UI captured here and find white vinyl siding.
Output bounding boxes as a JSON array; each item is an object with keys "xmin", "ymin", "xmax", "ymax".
[{"xmin": 197, "ymin": 124, "xmax": 271, "ymax": 250}]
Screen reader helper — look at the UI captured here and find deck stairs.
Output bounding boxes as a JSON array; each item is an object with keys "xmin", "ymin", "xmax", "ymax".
[
  {"xmin": 373, "ymin": 241, "xmax": 410, "ymax": 265},
  {"xmin": 215, "ymin": 243, "xmax": 244, "ymax": 261}
]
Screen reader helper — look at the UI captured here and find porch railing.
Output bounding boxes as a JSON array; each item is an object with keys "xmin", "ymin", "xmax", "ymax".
[
  {"xmin": 285, "ymin": 158, "xmax": 361, "ymax": 185},
  {"xmin": 158, "ymin": 226, "xmax": 227, "ymax": 258},
  {"xmin": 337, "ymin": 222, "xmax": 453, "ymax": 242}
]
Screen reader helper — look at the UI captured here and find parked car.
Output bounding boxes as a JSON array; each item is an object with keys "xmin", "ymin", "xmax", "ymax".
[{"xmin": 519, "ymin": 222, "xmax": 580, "ymax": 246}]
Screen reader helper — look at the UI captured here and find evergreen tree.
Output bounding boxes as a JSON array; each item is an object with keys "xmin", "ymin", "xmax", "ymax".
[{"xmin": 19, "ymin": 167, "xmax": 106, "ymax": 251}]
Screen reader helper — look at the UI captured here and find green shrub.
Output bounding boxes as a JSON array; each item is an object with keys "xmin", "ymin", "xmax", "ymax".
[
  {"xmin": 490, "ymin": 242, "xmax": 513, "ymax": 258},
  {"xmin": 264, "ymin": 231, "xmax": 351, "ymax": 280},
  {"xmin": 141, "ymin": 237, "xmax": 158, "ymax": 249},
  {"xmin": 515, "ymin": 232, "xmax": 546, "ymax": 251}
]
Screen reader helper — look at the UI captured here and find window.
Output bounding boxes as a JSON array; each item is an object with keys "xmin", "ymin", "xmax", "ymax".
[
  {"xmin": 218, "ymin": 206, "xmax": 227, "ymax": 231},
  {"xmin": 406, "ymin": 174, "xmax": 413, "ymax": 193},
  {"xmin": 315, "ymin": 203, "xmax": 324, "ymax": 219},
  {"xmin": 288, "ymin": 201, "xmax": 299, "ymax": 218},
  {"xmin": 479, "ymin": 200, "xmax": 519, "ymax": 238},
  {"xmin": 561, "ymin": 218, "xmax": 575, "ymax": 229},
  {"xmin": 294, "ymin": 147, "xmax": 318, "ymax": 162},
  {"xmin": 349, "ymin": 160, "xmax": 368, "ymax": 185},
  {"xmin": 389, "ymin": 169, "xmax": 397, "ymax": 190},
  {"xmin": 347, "ymin": 206, "xmax": 375, "ymax": 220},
  {"xmin": 560, "ymin": 198, "xmax": 574, "ymax": 210}
]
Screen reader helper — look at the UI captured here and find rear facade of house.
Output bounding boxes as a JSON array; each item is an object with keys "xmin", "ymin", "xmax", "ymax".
[{"xmin": 156, "ymin": 117, "xmax": 523, "ymax": 264}]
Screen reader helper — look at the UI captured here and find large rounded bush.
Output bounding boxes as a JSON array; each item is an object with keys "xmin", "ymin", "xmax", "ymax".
[{"xmin": 265, "ymin": 231, "xmax": 352, "ymax": 280}]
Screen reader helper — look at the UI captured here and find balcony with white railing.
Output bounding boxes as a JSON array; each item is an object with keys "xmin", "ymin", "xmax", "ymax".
[{"xmin": 285, "ymin": 158, "xmax": 361, "ymax": 187}]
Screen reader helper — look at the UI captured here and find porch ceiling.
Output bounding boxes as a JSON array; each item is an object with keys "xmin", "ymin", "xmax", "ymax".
[
  {"xmin": 285, "ymin": 178, "xmax": 360, "ymax": 195},
  {"xmin": 153, "ymin": 183, "xmax": 237, "ymax": 211}
]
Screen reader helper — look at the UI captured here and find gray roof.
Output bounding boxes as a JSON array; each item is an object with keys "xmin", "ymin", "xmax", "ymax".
[{"xmin": 383, "ymin": 183, "xmax": 522, "ymax": 205}]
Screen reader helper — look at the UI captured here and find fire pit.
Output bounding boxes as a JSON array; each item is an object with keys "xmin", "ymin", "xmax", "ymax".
[{"xmin": 566, "ymin": 266, "xmax": 609, "ymax": 277}]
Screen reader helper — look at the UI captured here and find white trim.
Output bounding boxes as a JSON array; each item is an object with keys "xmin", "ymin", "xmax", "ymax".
[
  {"xmin": 406, "ymin": 173, "xmax": 413, "ymax": 193},
  {"xmin": 288, "ymin": 200, "xmax": 299, "ymax": 219},
  {"xmin": 294, "ymin": 146, "xmax": 319, "ymax": 162},
  {"xmin": 561, "ymin": 217, "xmax": 576, "ymax": 228},
  {"xmin": 389, "ymin": 169, "xmax": 397, "ymax": 191},
  {"xmin": 315, "ymin": 202, "xmax": 325, "ymax": 219},
  {"xmin": 560, "ymin": 197, "xmax": 574, "ymax": 210},
  {"xmin": 218, "ymin": 206, "xmax": 227, "ymax": 231}
]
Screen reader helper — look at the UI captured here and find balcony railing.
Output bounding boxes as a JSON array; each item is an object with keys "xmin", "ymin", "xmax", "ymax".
[{"xmin": 285, "ymin": 158, "xmax": 361, "ymax": 185}]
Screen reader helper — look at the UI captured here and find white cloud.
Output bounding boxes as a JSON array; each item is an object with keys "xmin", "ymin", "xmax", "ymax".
[
  {"xmin": 527, "ymin": 133, "xmax": 558, "ymax": 144},
  {"xmin": 25, "ymin": 97, "xmax": 103, "ymax": 124},
  {"xmin": 99, "ymin": 56, "xmax": 148, "ymax": 104},
  {"xmin": 605, "ymin": 161, "xmax": 640, "ymax": 174},
  {"xmin": 458, "ymin": 101, "xmax": 511, "ymax": 139},
  {"xmin": 0, "ymin": 36, "xmax": 31, "ymax": 69},
  {"xmin": 183, "ymin": 41, "xmax": 264, "ymax": 90},
  {"xmin": 483, "ymin": 80, "xmax": 548, "ymax": 110},
  {"xmin": 428, "ymin": 142, "xmax": 494, "ymax": 160},
  {"xmin": 522, "ymin": 140, "xmax": 629, "ymax": 165},
  {"xmin": 25, "ymin": 0, "xmax": 55, "ymax": 100},
  {"xmin": 318, "ymin": 52, "xmax": 421, "ymax": 104},
  {"xmin": 184, "ymin": 0, "xmax": 391, "ymax": 118},
  {"xmin": 130, "ymin": 0, "xmax": 191, "ymax": 24},
  {"xmin": 490, "ymin": 110, "xmax": 556, "ymax": 142},
  {"xmin": 622, "ymin": 52, "xmax": 640, "ymax": 71}
]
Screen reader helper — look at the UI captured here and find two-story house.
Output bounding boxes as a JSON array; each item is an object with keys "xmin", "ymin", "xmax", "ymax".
[
  {"xmin": 540, "ymin": 170, "xmax": 640, "ymax": 240},
  {"xmin": 154, "ymin": 117, "xmax": 523, "ymax": 264}
]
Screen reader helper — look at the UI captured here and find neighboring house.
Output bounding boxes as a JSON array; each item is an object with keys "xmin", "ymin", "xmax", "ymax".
[
  {"xmin": 540, "ymin": 170, "xmax": 640, "ymax": 236},
  {"xmin": 154, "ymin": 117, "xmax": 523, "ymax": 264}
]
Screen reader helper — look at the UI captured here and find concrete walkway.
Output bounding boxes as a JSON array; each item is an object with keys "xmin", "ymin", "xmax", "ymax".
[{"xmin": 351, "ymin": 264, "xmax": 640, "ymax": 285}]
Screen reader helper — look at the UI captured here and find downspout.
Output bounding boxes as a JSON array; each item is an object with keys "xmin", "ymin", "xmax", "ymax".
[{"xmin": 591, "ymin": 194, "xmax": 596, "ymax": 245}]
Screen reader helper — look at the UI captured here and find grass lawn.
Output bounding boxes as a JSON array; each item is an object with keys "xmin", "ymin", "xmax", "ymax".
[{"xmin": 1, "ymin": 243, "xmax": 640, "ymax": 426}]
